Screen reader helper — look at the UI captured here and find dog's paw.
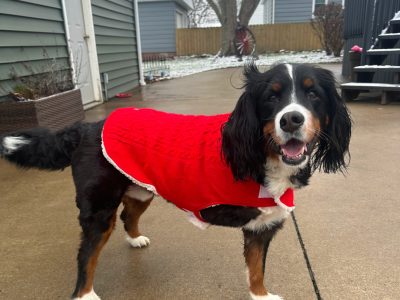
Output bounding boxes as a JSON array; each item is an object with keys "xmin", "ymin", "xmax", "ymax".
[
  {"xmin": 74, "ymin": 289, "xmax": 101, "ymax": 300},
  {"xmin": 250, "ymin": 292, "xmax": 284, "ymax": 300},
  {"xmin": 126, "ymin": 235, "xmax": 150, "ymax": 248}
]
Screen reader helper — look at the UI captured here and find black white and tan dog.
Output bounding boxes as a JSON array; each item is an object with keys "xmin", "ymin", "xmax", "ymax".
[{"xmin": 0, "ymin": 63, "xmax": 351, "ymax": 300}]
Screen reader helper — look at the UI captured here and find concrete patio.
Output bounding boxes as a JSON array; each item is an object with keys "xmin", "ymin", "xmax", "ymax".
[{"xmin": 1, "ymin": 65, "xmax": 399, "ymax": 300}]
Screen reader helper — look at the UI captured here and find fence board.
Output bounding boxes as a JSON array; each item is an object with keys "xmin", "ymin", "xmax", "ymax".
[{"xmin": 176, "ymin": 23, "xmax": 322, "ymax": 56}]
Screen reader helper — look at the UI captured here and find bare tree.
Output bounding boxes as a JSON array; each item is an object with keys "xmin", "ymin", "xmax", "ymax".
[
  {"xmin": 188, "ymin": 0, "xmax": 213, "ymax": 28},
  {"xmin": 311, "ymin": 3, "xmax": 344, "ymax": 57},
  {"xmin": 206, "ymin": 0, "xmax": 261, "ymax": 56}
]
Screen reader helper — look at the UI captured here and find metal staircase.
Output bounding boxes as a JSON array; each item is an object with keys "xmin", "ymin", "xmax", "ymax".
[{"xmin": 341, "ymin": 13, "xmax": 400, "ymax": 104}]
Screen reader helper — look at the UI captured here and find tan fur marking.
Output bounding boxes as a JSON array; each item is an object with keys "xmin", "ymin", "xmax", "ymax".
[
  {"xmin": 271, "ymin": 82, "xmax": 282, "ymax": 92},
  {"xmin": 78, "ymin": 212, "xmax": 117, "ymax": 297},
  {"xmin": 303, "ymin": 78, "xmax": 314, "ymax": 88},
  {"xmin": 263, "ymin": 121, "xmax": 281, "ymax": 161},
  {"xmin": 245, "ymin": 242, "xmax": 268, "ymax": 296},
  {"xmin": 304, "ymin": 114, "xmax": 321, "ymax": 142},
  {"xmin": 121, "ymin": 195, "xmax": 153, "ymax": 238}
]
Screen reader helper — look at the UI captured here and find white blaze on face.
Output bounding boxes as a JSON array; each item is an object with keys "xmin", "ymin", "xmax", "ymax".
[{"xmin": 285, "ymin": 63, "xmax": 297, "ymax": 103}]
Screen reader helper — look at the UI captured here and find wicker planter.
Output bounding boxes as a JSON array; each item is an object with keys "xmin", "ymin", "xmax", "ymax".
[{"xmin": 0, "ymin": 89, "xmax": 84, "ymax": 135}]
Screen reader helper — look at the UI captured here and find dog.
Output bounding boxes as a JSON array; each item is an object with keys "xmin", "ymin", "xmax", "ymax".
[{"xmin": 0, "ymin": 63, "xmax": 351, "ymax": 300}]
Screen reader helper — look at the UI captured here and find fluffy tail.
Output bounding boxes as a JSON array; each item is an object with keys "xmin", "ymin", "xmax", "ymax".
[{"xmin": 0, "ymin": 123, "xmax": 83, "ymax": 170}]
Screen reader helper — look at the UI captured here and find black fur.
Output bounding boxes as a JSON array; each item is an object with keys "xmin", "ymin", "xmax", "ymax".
[
  {"xmin": 310, "ymin": 67, "xmax": 352, "ymax": 173},
  {"xmin": 0, "ymin": 122, "xmax": 93, "ymax": 170},
  {"xmin": 200, "ymin": 205, "xmax": 261, "ymax": 227}
]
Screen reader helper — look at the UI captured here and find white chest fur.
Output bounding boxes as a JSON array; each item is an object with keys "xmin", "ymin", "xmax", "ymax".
[
  {"xmin": 243, "ymin": 206, "xmax": 290, "ymax": 231},
  {"xmin": 243, "ymin": 160, "xmax": 297, "ymax": 231},
  {"xmin": 265, "ymin": 159, "xmax": 297, "ymax": 197}
]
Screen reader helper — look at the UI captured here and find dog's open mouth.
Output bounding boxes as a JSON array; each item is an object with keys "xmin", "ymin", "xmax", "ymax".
[{"xmin": 280, "ymin": 139, "xmax": 308, "ymax": 165}]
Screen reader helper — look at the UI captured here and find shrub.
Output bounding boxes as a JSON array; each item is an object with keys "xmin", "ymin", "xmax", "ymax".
[{"xmin": 311, "ymin": 3, "xmax": 344, "ymax": 57}]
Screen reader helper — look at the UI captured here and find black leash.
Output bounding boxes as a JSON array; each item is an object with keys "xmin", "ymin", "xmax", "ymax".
[{"xmin": 291, "ymin": 211, "xmax": 323, "ymax": 300}]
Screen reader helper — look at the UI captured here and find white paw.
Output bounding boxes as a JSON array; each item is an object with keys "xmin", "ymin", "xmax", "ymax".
[
  {"xmin": 126, "ymin": 235, "xmax": 150, "ymax": 248},
  {"xmin": 74, "ymin": 289, "xmax": 101, "ymax": 300},
  {"xmin": 250, "ymin": 292, "xmax": 284, "ymax": 300}
]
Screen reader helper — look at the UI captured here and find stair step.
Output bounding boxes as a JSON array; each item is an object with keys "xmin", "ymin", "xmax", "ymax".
[
  {"xmin": 354, "ymin": 65, "xmax": 400, "ymax": 72},
  {"xmin": 367, "ymin": 48, "xmax": 400, "ymax": 55},
  {"xmin": 379, "ymin": 33, "xmax": 400, "ymax": 39},
  {"xmin": 390, "ymin": 19, "xmax": 400, "ymax": 25},
  {"xmin": 341, "ymin": 82, "xmax": 400, "ymax": 91}
]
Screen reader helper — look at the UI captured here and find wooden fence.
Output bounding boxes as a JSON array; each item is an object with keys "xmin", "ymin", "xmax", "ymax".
[{"xmin": 176, "ymin": 23, "xmax": 322, "ymax": 56}]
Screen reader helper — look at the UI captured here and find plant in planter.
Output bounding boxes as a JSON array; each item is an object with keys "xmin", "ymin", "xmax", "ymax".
[{"xmin": 0, "ymin": 52, "xmax": 84, "ymax": 134}]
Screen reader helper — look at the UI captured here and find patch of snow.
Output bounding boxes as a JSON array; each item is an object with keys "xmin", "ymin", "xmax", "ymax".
[
  {"xmin": 393, "ymin": 10, "xmax": 400, "ymax": 20},
  {"xmin": 355, "ymin": 65, "xmax": 400, "ymax": 69},
  {"xmin": 380, "ymin": 33, "xmax": 400, "ymax": 36},
  {"xmin": 368, "ymin": 48, "xmax": 400, "ymax": 52},
  {"xmin": 168, "ymin": 51, "xmax": 342, "ymax": 79},
  {"xmin": 342, "ymin": 82, "xmax": 400, "ymax": 88}
]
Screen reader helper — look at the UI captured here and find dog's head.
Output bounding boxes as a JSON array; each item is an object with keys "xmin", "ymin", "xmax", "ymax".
[{"xmin": 222, "ymin": 63, "xmax": 352, "ymax": 183}]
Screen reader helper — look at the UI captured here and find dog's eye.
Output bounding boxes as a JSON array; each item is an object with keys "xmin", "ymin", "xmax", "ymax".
[
  {"xmin": 268, "ymin": 95, "xmax": 280, "ymax": 102},
  {"xmin": 307, "ymin": 91, "xmax": 319, "ymax": 101}
]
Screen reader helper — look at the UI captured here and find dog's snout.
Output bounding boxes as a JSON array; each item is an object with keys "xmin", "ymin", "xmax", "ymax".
[{"xmin": 280, "ymin": 111, "xmax": 305, "ymax": 133}]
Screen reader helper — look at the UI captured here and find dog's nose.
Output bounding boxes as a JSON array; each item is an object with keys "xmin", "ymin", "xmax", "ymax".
[{"xmin": 280, "ymin": 111, "xmax": 305, "ymax": 133}]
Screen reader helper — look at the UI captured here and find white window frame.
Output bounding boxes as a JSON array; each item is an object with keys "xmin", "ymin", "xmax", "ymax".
[
  {"xmin": 312, "ymin": 0, "xmax": 328, "ymax": 15},
  {"xmin": 312, "ymin": 0, "xmax": 345, "ymax": 15},
  {"xmin": 264, "ymin": 0, "xmax": 275, "ymax": 24}
]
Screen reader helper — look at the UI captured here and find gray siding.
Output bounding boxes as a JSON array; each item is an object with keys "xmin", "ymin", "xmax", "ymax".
[
  {"xmin": 275, "ymin": 0, "xmax": 313, "ymax": 23},
  {"xmin": 92, "ymin": 0, "xmax": 140, "ymax": 98},
  {"xmin": 0, "ymin": 0, "xmax": 69, "ymax": 101},
  {"xmin": 138, "ymin": 1, "xmax": 176, "ymax": 53},
  {"xmin": 274, "ymin": 0, "xmax": 343, "ymax": 24}
]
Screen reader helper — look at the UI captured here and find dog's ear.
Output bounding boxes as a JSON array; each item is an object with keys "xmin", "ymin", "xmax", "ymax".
[
  {"xmin": 313, "ymin": 68, "xmax": 352, "ymax": 173},
  {"xmin": 221, "ymin": 90, "xmax": 266, "ymax": 184}
]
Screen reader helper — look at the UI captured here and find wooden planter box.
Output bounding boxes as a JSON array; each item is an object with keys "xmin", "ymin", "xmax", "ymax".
[{"xmin": 0, "ymin": 89, "xmax": 84, "ymax": 135}]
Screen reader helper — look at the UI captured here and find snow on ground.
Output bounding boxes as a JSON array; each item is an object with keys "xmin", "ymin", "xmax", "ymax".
[{"xmin": 168, "ymin": 51, "xmax": 342, "ymax": 78}]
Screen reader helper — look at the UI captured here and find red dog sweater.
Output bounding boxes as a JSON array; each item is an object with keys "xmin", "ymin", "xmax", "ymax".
[{"xmin": 101, "ymin": 108, "xmax": 294, "ymax": 227}]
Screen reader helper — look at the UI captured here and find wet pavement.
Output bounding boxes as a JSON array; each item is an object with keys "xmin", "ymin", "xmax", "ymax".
[{"xmin": 1, "ymin": 64, "xmax": 400, "ymax": 299}]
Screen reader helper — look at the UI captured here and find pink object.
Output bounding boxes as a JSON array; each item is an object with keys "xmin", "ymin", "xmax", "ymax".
[
  {"xmin": 115, "ymin": 93, "xmax": 132, "ymax": 98},
  {"xmin": 102, "ymin": 108, "xmax": 294, "ymax": 223},
  {"xmin": 351, "ymin": 45, "xmax": 363, "ymax": 53}
]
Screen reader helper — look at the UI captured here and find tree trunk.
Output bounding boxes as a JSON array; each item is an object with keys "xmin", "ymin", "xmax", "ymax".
[
  {"xmin": 238, "ymin": 0, "xmax": 261, "ymax": 26},
  {"xmin": 220, "ymin": 0, "xmax": 237, "ymax": 56},
  {"xmin": 207, "ymin": 0, "xmax": 260, "ymax": 57}
]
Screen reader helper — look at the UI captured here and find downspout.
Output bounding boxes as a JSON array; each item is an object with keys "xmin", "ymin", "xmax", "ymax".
[
  {"xmin": 60, "ymin": 0, "xmax": 77, "ymax": 89},
  {"xmin": 272, "ymin": 0, "xmax": 275, "ymax": 24},
  {"xmin": 133, "ymin": 0, "xmax": 146, "ymax": 86}
]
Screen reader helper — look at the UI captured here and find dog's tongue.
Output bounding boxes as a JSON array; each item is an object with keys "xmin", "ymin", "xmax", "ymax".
[{"xmin": 281, "ymin": 140, "xmax": 306, "ymax": 157}]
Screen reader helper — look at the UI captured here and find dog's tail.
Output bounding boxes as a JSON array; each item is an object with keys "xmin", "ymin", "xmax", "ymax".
[{"xmin": 0, "ymin": 123, "xmax": 84, "ymax": 170}]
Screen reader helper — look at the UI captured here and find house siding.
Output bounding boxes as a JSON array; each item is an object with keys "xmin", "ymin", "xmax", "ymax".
[
  {"xmin": 273, "ymin": 0, "xmax": 343, "ymax": 24},
  {"xmin": 138, "ymin": 1, "xmax": 176, "ymax": 53},
  {"xmin": 0, "ymin": 0, "xmax": 69, "ymax": 101},
  {"xmin": 92, "ymin": 0, "xmax": 140, "ymax": 98},
  {"xmin": 275, "ymin": 0, "xmax": 313, "ymax": 23}
]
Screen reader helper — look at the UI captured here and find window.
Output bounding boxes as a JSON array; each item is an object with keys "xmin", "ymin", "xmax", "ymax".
[
  {"xmin": 314, "ymin": 0, "xmax": 327, "ymax": 12},
  {"xmin": 313, "ymin": 0, "xmax": 344, "ymax": 14}
]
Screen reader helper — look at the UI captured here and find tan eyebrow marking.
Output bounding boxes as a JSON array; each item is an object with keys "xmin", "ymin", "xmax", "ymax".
[
  {"xmin": 271, "ymin": 82, "xmax": 282, "ymax": 92},
  {"xmin": 303, "ymin": 78, "xmax": 314, "ymax": 88}
]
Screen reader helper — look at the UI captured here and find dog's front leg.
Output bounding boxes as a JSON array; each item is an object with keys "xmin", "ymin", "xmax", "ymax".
[{"xmin": 243, "ymin": 228, "xmax": 283, "ymax": 300}]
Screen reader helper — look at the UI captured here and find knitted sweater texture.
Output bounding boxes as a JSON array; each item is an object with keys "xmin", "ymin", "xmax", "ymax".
[{"xmin": 101, "ymin": 108, "xmax": 294, "ymax": 222}]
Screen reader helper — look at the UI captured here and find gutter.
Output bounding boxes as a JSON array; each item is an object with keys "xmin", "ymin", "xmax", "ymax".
[{"xmin": 133, "ymin": 0, "xmax": 146, "ymax": 86}]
